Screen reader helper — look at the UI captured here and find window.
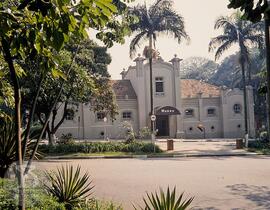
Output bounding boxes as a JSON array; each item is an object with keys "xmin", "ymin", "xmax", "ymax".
[
  {"xmin": 185, "ymin": 109, "xmax": 194, "ymax": 117},
  {"xmin": 155, "ymin": 77, "xmax": 164, "ymax": 95},
  {"xmin": 122, "ymin": 111, "xmax": 132, "ymax": 120},
  {"xmin": 233, "ymin": 104, "xmax": 242, "ymax": 114},
  {"xmin": 65, "ymin": 109, "xmax": 74, "ymax": 120},
  {"xmin": 207, "ymin": 108, "xmax": 216, "ymax": 116},
  {"xmin": 96, "ymin": 112, "xmax": 106, "ymax": 121}
]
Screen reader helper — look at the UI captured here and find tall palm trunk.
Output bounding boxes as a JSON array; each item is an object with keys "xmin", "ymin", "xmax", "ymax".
[
  {"xmin": 1, "ymin": 38, "xmax": 25, "ymax": 210},
  {"xmin": 264, "ymin": 16, "xmax": 270, "ymax": 142},
  {"xmin": 239, "ymin": 52, "xmax": 249, "ymax": 145},
  {"xmin": 149, "ymin": 35, "xmax": 154, "ymax": 140}
]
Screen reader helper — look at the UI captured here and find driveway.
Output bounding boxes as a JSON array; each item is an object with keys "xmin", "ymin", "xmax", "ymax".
[
  {"xmin": 34, "ymin": 156, "xmax": 270, "ymax": 210},
  {"xmin": 156, "ymin": 139, "xmax": 250, "ymax": 156}
]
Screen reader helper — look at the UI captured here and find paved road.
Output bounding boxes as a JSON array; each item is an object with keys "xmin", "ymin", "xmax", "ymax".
[{"xmin": 34, "ymin": 156, "xmax": 270, "ymax": 210}]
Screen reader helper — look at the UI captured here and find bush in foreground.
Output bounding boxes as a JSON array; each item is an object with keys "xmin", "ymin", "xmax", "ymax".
[
  {"xmin": 0, "ymin": 178, "xmax": 65, "ymax": 210},
  {"xmin": 134, "ymin": 187, "xmax": 194, "ymax": 210},
  {"xmin": 39, "ymin": 142, "xmax": 162, "ymax": 155},
  {"xmin": 45, "ymin": 165, "xmax": 94, "ymax": 210}
]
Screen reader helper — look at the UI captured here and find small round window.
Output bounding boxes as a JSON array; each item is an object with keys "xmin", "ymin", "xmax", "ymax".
[{"xmin": 233, "ymin": 104, "xmax": 241, "ymax": 114}]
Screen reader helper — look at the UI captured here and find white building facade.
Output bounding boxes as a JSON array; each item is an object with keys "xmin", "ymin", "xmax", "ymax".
[{"xmin": 56, "ymin": 55, "xmax": 255, "ymax": 139}]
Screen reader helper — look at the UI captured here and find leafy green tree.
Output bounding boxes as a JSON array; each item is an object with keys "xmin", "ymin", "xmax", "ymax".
[
  {"xmin": 21, "ymin": 39, "xmax": 117, "ymax": 145},
  {"xmin": 181, "ymin": 57, "xmax": 219, "ymax": 82},
  {"xmin": 128, "ymin": 0, "xmax": 189, "ymax": 133},
  {"xmin": 209, "ymin": 12, "xmax": 264, "ymax": 141},
  {"xmin": 228, "ymin": 0, "xmax": 270, "ymax": 141},
  {"xmin": 0, "ymin": 0, "xmax": 130, "ymax": 209}
]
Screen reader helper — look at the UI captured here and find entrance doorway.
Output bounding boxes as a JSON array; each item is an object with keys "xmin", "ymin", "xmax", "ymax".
[{"xmin": 156, "ymin": 115, "xmax": 169, "ymax": 137}]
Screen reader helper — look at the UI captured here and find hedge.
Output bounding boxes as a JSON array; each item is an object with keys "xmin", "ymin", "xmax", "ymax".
[{"xmin": 38, "ymin": 142, "xmax": 162, "ymax": 155}]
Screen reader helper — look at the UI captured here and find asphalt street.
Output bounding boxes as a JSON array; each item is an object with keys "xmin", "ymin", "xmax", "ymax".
[{"xmin": 34, "ymin": 156, "xmax": 270, "ymax": 210}]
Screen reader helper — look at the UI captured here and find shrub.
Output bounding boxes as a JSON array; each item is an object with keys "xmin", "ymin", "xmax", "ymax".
[
  {"xmin": 0, "ymin": 116, "xmax": 40, "ymax": 178},
  {"xmin": 138, "ymin": 127, "xmax": 151, "ymax": 139},
  {"xmin": 39, "ymin": 142, "xmax": 163, "ymax": 155},
  {"xmin": 79, "ymin": 199, "xmax": 123, "ymax": 210},
  {"xmin": 45, "ymin": 165, "xmax": 94, "ymax": 210},
  {"xmin": 58, "ymin": 133, "xmax": 75, "ymax": 145},
  {"xmin": 134, "ymin": 187, "xmax": 194, "ymax": 210},
  {"xmin": 121, "ymin": 121, "xmax": 136, "ymax": 143},
  {"xmin": 248, "ymin": 140, "xmax": 270, "ymax": 149},
  {"xmin": 0, "ymin": 178, "xmax": 65, "ymax": 210}
]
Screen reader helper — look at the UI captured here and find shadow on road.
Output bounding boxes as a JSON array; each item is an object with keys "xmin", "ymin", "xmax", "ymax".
[{"xmin": 227, "ymin": 184, "xmax": 270, "ymax": 209}]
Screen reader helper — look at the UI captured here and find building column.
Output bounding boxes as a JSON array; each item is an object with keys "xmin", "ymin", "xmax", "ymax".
[
  {"xmin": 134, "ymin": 54, "xmax": 147, "ymax": 129},
  {"xmin": 170, "ymin": 55, "xmax": 185, "ymax": 138},
  {"xmin": 247, "ymin": 85, "xmax": 255, "ymax": 138}
]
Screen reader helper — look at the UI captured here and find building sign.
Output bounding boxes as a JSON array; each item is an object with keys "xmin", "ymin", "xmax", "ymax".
[{"xmin": 155, "ymin": 106, "xmax": 181, "ymax": 116}]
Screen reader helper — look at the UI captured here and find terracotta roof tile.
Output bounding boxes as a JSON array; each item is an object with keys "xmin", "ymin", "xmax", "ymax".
[
  {"xmin": 181, "ymin": 79, "xmax": 220, "ymax": 98},
  {"xmin": 111, "ymin": 80, "xmax": 137, "ymax": 100}
]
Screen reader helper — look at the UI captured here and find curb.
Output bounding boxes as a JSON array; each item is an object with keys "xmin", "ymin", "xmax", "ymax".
[{"xmin": 43, "ymin": 152, "xmax": 259, "ymax": 160}]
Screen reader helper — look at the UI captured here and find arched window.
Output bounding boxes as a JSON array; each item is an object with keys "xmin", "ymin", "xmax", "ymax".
[
  {"xmin": 233, "ymin": 104, "xmax": 242, "ymax": 114},
  {"xmin": 155, "ymin": 77, "xmax": 164, "ymax": 96}
]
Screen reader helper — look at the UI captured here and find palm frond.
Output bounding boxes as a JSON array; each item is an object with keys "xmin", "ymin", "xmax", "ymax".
[
  {"xmin": 209, "ymin": 35, "xmax": 231, "ymax": 52},
  {"xmin": 214, "ymin": 40, "xmax": 235, "ymax": 61},
  {"xmin": 128, "ymin": 0, "xmax": 189, "ymax": 55},
  {"xmin": 150, "ymin": 5, "xmax": 190, "ymax": 43},
  {"xmin": 128, "ymin": 4, "xmax": 151, "ymax": 32},
  {"xmin": 130, "ymin": 31, "xmax": 147, "ymax": 58},
  {"xmin": 244, "ymin": 34, "xmax": 265, "ymax": 49},
  {"xmin": 242, "ymin": 21, "xmax": 264, "ymax": 36},
  {"xmin": 214, "ymin": 16, "xmax": 236, "ymax": 32}
]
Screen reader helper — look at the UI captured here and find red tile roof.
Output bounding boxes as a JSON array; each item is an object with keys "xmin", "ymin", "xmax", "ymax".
[
  {"xmin": 181, "ymin": 79, "xmax": 220, "ymax": 98},
  {"xmin": 111, "ymin": 80, "xmax": 137, "ymax": 100}
]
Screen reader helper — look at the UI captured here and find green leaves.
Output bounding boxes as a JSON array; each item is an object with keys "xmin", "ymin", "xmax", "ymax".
[
  {"xmin": 51, "ymin": 69, "xmax": 67, "ymax": 80},
  {"xmin": 227, "ymin": 0, "xmax": 269, "ymax": 22},
  {"xmin": 135, "ymin": 187, "xmax": 194, "ymax": 210},
  {"xmin": 44, "ymin": 165, "xmax": 94, "ymax": 209},
  {"xmin": 52, "ymin": 30, "xmax": 65, "ymax": 51}
]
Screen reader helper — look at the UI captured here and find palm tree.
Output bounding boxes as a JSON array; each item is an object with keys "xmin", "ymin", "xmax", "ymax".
[
  {"xmin": 209, "ymin": 12, "xmax": 264, "ymax": 143},
  {"xmin": 128, "ymin": 0, "xmax": 189, "ymax": 135}
]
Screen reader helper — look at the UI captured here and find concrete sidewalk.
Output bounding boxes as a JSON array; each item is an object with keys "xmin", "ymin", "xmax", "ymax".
[{"xmin": 156, "ymin": 139, "xmax": 253, "ymax": 156}]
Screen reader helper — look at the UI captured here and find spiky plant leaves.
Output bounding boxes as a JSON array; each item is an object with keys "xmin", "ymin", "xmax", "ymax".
[
  {"xmin": 135, "ymin": 187, "xmax": 194, "ymax": 210},
  {"xmin": 44, "ymin": 165, "xmax": 94, "ymax": 210},
  {"xmin": 0, "ymin": 116, "xmax": 41, "ymax": 178}
]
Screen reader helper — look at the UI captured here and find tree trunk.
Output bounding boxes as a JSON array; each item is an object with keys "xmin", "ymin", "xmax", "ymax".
[
  {"xmin": 46, "ymin": 123, "xmax": 53, "ymax": 145},
  {"xmin": 1, "ymin": 38, "xmax": 25, "ymax": 210},
  {"xmin": 24, "ymin": 45, "xmax": 80, "ymax": 175},
  {"xmin": 239, "ymin": 54, "xmax": 249, "ymax": 145},
  {"xmin": 50, "ymin": 101, "xmax": 69, "ymax": 142},
  {"xmin": 22, "ymin": 74, "xmax": 44, "ymax": 160},
  {"xmin": 264, "ymin": 16, "xmax": 270, "ymax": 142},
  {"xmin": 148, "ymin": 35, "xmax": 154, "ymax": 142}
]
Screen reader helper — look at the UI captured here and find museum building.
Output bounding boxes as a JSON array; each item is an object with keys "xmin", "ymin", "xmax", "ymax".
[{"xmin": 55, "ymin": 54, "xmax": 255, "ymax": 139}]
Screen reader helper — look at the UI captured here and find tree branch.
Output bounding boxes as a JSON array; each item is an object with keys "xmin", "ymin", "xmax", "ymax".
[
  {"xmin": 24, "ymin": 44, "xmax": 81, "ymax": 175},
  {"xmin": 53, "ymin": 100, "xmax": 68, "ymax": 134}
]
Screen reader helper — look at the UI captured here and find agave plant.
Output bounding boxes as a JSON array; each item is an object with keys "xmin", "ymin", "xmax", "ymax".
[
  {"xmin": 135, "ymin": 187, "xmax": 194, "ymax": 210},
  {"xmin": 44, "ymin": 165, "xmax": 94, "ymax": 210},
  {"xmin": 0, "ymin": 115, "xmax": 41, "ymax": 178}
]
